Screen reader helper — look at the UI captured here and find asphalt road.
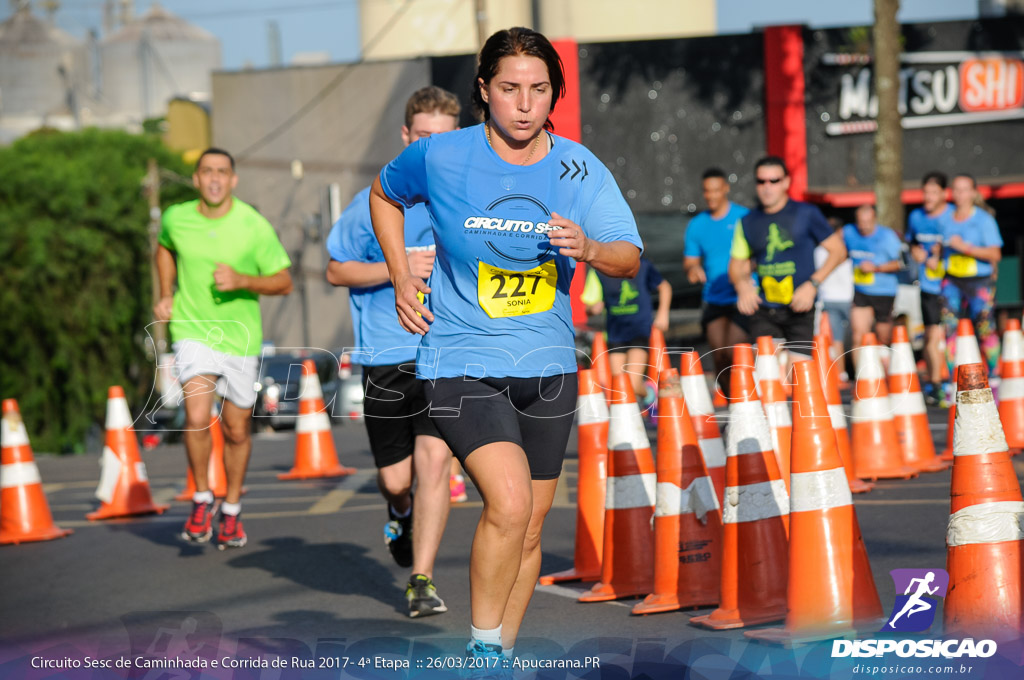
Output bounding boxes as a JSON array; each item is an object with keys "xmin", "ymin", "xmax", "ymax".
[{"xmin": 2, "ymin": 397, "xmax": 1023, "ymax": 680}]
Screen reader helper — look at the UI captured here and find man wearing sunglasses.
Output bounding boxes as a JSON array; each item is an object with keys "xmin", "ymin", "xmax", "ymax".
[{"xmin": 728, "ymin": 156, "xmax": 847, "ymax": 358}]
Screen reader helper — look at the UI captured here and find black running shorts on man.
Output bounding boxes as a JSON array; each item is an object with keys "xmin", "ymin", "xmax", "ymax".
[
  {"xmin": 424, "ymin": 373, "xmax": 578, "ymax": 480},
  {"xmin": 362, "ymin": 363, "xmax": 441, "ymax": 469},
  {"xmin": 853, "ymin": 291, "xmax": 896, "ymax": 322}
]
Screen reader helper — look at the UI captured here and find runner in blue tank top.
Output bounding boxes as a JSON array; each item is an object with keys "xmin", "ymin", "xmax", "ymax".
[
  {"xmin": 843, "ymin": 204, "xmax": 903, "ymax": 351},
  {"xmin": 326, "ymin": 87, "xmax": 458, "ymax": 619},
  {"xmin": 369, "ymin": 28, "xmax": 642, "ymax": 666},
  {"xmin": 906, "ymin": 171, "xmax": 952, "ymax": 404}
]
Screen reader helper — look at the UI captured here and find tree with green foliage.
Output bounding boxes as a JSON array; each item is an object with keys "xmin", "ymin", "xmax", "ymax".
[{"xmin": 0, "ymin": 128, "xmax": 195, "ymax": 452}]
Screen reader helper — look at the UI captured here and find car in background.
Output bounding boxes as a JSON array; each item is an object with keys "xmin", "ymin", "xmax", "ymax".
[
  {"xmin": 333, "ymin": 353, "xmax": 364, "ymax": 423},
  {"xmin": 252, "ymin": 353, "xmax": 340, "ymax": 430}
]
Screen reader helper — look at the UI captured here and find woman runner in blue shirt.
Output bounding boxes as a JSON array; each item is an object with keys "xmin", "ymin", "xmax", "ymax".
[{"xmin": 369, "ymin": 27, "xmax": 642, "ymax": 667}]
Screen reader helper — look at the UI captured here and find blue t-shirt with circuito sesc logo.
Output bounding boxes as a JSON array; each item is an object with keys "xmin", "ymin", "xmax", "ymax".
[
  {"xmin": 326, "ymin": 186, "xmax": 435, "ymax": 366},
  {"xmin": 379, "ymin": 124, "xmax": 643, "ymax": 380},
  {"xmin": 906, "ymin": 204, "xmax": 951, "ymax": 296},
  {"xmin": 684, "ymin": 202, "xmax": 750, "ymax": 305},
  {"xmin": 843, "ymin": 223, "xmax": 902, "ymax": 297},
  {"xmin": 730, "ymin": 200, "xmax": 834, "ymax": 308}
]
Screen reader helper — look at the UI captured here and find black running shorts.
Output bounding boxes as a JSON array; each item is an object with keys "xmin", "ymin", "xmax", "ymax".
[
  {"xmin": 920, "ymin": 291, "xmax": 943, "ymax": 327},
  {"xmin": 853, "ymin": 291, "xmax": 896, "ymax": 322},
  {"xmin": 361, "ymin": 363, "xmax": 442, "ymax": 469},
  {"xmin": 424, "ymin": 373, "xmax": 579, "ymax": 480}
]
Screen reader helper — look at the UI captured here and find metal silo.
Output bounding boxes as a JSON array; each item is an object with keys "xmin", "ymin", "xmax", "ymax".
[
  {"xmin": 0, "ymin": 3, "xmax": 87, "ymax": 120},
  {"xmin": 100, "ymin": 2, "xmax": 220, "ymax": 122}
]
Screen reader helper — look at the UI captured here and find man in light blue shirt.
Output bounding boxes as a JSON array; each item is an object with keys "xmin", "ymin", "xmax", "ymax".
[
  {"xmin": 683, "ymin": 168, "xmax": 749, "ymax": 396},
  {"xmin": 326, "ymin": 86, "xmax": 458, "ymax": 619},
  {"xmin": 906, "ymin": 171, "xmax": 952, "ymax": 404}
]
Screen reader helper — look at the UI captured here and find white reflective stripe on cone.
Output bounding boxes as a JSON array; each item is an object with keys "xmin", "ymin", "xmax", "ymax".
[
  {"xmin": 726, "ymin": 401, "xmax": 773, "ymax": 457},
  {"xmin": 765, "ymin": 401, "xmax": 792, "ymax": 428},
  {"xmin": 105, "ymin": 397, "xmax": 133, "ymax": 430},
  {"xmin": 828, "ymin": 404, "xmax": 848, "ymax": 431},
  {"xmin": 947, "ymin": 500, "xmax": 1024, "ymax": 547},
  {"xmin": 680, "ymin": 375, "xmax": 714, "ymax": 416},
  {"xmin": 888, "ymin": 343, "xmax": 917, "ymax": 375},
  {"xmin": 135, "ymin": 462, "xmax": 148, "ymax": 482},
  {"xmin": 698, "ymin": 436, "xmax": 726, "ymax": 469},
  {"xmin": 655, "ymin": 476, "xmax": 720, "ymax": 521},
  {"xmin": 296, "ymin": 411, "xmax": 332, "ymax": 434},
  {"xmin": 1, "ymin": 417, "xmax": 30, "ymax": 447},
  {"xmin": 955, "ymin": 339, "xmax": 982, "ymax": 366},
  {"xmin": 605, "ymin": 472, "xmax": 657, "ymax": 510},
  {"xmin": 608, "ymin": 403, "xmax": 650, "ymax": 451},
  {"xmin": 851, "ymin": 396, "xmax": 894, "ymax": 422},
  {"xmin": 95, "ymin": 446, "xmax": 122, "ymax": 503},
  {"xmin": 755, "ymin": 355, "xmax": 781, "ymax": 381},
  {"xmin": 0, "ymin": 461, "xmax": 42, "ymax": 489},
  {"xmin": 953, "ymin": 390, "xmax": 1008, "ymax": 456},
  {"xmin": 890, "ymin": 391, "xmax": 927, "ymax": 416},
  {"xmin": 577, "ymin": 392, "xmax": 609, "ymax": 426},
  {"xmin": 723, "ymin": 479, "xmax": 789, "ymax": 524},
  {"xmin": 999, "ymin": 377, "xmax": 1024, "ymax": 402},
  {"xmin": 299, "ymin": 374, "xmax": 324, "ymax": 401},
  {"xmin": 1002, "ymin": 331, "xmax": 1023, "ymax": 361},
  {"xmin": 790, "ymin": 467, "xmax": 853, "ymax": 513},
  {"xmin": 854, "ymin": 346, "xmax": 886, "ymax": 381}
]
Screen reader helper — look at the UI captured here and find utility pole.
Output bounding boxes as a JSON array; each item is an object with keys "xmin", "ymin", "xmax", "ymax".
[
  {"xmin": 873, "ymin": 0, "xmax": 904, "ymax": 232},
  {"xmin": 475, "ymin": 0, "xmax": 488, "ymax": 49},
  {"xmin": 146, "ymin": 158, "xmax": 166, "ymax": 354}
]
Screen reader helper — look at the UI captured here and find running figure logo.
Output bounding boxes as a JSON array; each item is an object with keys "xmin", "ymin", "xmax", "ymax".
[
  {"xmin": 765, "ymin": 223, "xmax": 794, "ymax": 262},
  {"xmin": 882, "ymin": 568, "xmax": 950, "ymax": 632},
  {"xmin": 618, "ymin": 281, "xmax": 639, "ymax": 307}
]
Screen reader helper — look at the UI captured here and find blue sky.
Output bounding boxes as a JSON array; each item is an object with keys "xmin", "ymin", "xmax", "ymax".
[{"xmin": 39, "ymin": 0, "xmax": 980, "ymax": 70}]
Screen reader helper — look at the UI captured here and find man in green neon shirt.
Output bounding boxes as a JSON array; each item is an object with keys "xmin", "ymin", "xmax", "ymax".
[{"xmin": 155, "ymin": 148, "xmax": 293, "ymax": 550}]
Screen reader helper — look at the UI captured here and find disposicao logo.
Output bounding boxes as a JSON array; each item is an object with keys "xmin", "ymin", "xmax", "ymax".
[
  {"xmin": 830, "ymin": 568, "xmax": 997, "ymax": 659},
  {"xmin": 882, "ymin": 568, "xmax": 949, "ymax": 632}
]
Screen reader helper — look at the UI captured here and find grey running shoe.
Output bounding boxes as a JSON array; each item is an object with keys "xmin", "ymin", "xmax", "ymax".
[{"xmin": 405, "ymin": 574, "xmax": 447, "ymax": 618}]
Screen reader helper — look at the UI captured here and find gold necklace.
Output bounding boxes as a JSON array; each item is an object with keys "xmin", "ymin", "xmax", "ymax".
[{"xmin": 486, "ymin": 123, "xmax": 542, "ymax": 165}]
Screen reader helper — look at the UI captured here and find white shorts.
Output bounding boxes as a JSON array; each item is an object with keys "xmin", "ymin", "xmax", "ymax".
[{"xmin": 173, "ymin": 339, "xmax": 259, "ymax": 409}]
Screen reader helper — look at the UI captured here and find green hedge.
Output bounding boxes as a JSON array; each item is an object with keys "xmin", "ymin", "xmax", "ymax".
[{"xmin": 0, "ymin": 128, "xmax": 195, "ymax": 452}]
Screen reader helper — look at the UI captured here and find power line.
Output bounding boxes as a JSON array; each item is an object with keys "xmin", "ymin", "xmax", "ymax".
[{"xmin": 235, "ymin": 0, "xmax": 413, "ymax": 162}]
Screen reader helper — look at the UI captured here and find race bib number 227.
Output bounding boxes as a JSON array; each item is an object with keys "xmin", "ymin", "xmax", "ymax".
[{"xmin": 478, "ymin": 260, "xmax": 558, "ymax": 318}]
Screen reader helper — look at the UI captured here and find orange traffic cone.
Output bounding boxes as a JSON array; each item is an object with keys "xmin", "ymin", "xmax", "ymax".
[
  {"xmin": 746, "ymin": 360, "xmax": 883, "ymax": 643},
  {"xmin": 850, "ymin": 334, "xmax": 917, "ymax": 481},
  {"xmin": 633, "ymin": 369, "xmax": 722, "ymax": 614},
  {"xmin": 944, "ymin": 363, "xmax": 1024, "ymax": 641},
  {"xmin": 591, "ymin": 333, "xmax": 612, "ymax": 400},
  {"xmin": 679, "ymin": 351, "xmax": 726, "ymax": 508},
  {"xmin": 579, "ymin": 374, "xmax": 656, "ymax": 602},
  {"xmin": 889, "ymin": 326, "xmax": 948, "ymax": 473},
  {"xmin": 279, "ymin": 360, "xmax": 355, "ymax": 480},
  {"xmin": 88, "ymin": 386, "xmax": 169, "ymax": 520},
  {"xmin": 755, "ymin": 336, "xmax": 792, "ymax": 491},
  {"xmin": 175, "ymin": 406, "xmax": 228, "ymax": 501},
  {"xmin": 540, "ymin": 369, "xmax": 607, "ymax": 585},
  {"xmin": 819, "ymin": 308, "xmax": 835, "ymax": 347},
  {"xmin": 712, "ymin": 386, "xmax": 728, "ymax": 409},
  {"xmin": 942, "ymin": 319, "xmax": 985, "ymax": 460},
  {"xmin": 691, "ymin": 362, "xmax": 790, "ymax": 629},
  {"xmin": 998, "ymin": 319, "xmax": 1024, "ymax": 454},
  {"xmin": 646, "ymin": 326, "xmax": 668, "ymax": 386},
  {"xmin": 813, "ymin": 335, "xmax": 873, "ymax": 494},
  {"xmin": 0, "ymin": 400, "xmax": 72, "ymax": 544}
]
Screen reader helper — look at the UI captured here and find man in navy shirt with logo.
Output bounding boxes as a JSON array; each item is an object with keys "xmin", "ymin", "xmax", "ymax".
[
  {"xmin": 684, "ymin": 167, "xmax": 750, "ymax": 396},
  {"xmin": 729, "ymin": 156, "xmax": 847, "ymax": 359}
]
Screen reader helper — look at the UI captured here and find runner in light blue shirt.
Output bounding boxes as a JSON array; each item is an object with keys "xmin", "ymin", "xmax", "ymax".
[
  {"xmin": 683, "ymin": 167, "xmax": 750, "ymax": 397},
  {"xmin": 843, "ymin": 204, "xmax": 903, "ymax": 350}
]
